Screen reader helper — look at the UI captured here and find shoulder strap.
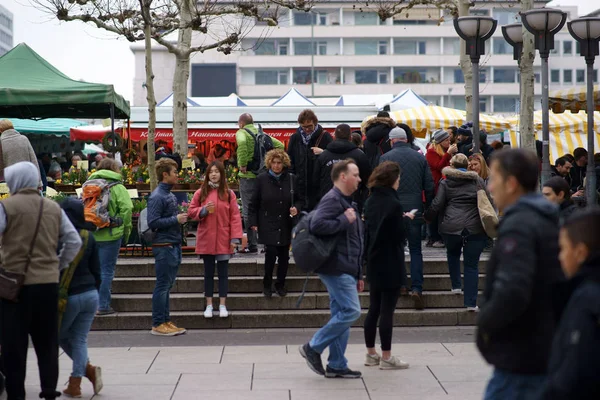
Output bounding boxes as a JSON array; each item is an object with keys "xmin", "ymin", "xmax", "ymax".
[
  {"xmin": 59, "ymin": 230, "xmax": 89, "ymax": 288},
  {"xmin": 24, "ymin": 198, "xmax": 44, "ymax": 275},
  {"xmin": 244, "ymin": 128, "xmax": 257, "ymax": 140},
  {"xmin": 315, "ymin": 130, "xmax": 325, "ymax": 148}
]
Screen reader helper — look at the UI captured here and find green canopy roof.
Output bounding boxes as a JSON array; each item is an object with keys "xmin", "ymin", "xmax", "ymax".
[
  {"xmin": 0, "ymin": 43, "xmax": 130, "ymax": 119},
  {"xmin": 8, "ymin": 118, "xmax": 88, "ymax": 137}
]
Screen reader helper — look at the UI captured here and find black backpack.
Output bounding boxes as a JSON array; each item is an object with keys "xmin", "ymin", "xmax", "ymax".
[
  {"xmin": 245, "ymin": 124, "xmax": 274, "ymax": 175},
  {"xmin": 291, "ymin": 211, "xmax": 338, "ymax": 275}
]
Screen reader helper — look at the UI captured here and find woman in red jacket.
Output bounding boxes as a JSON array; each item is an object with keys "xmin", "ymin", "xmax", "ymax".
[
  {"xmin": 425, "ymin": 129, "xmax": 457, "ymax": 247},
  {"xmin": 188, "ymin": 161, "xmax": 243, "ymax": 319}
]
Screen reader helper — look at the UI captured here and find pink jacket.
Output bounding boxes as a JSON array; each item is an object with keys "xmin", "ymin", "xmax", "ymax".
[{"xmin": 188, "ymin": 188, "xmax": 243, "ymax": 255}]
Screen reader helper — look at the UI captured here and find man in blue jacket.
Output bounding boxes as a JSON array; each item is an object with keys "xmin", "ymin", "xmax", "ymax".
[
  {"xmin": 147, "ymin": 158, "xmax": 188, "ymax": 337},
  {"xmin": 380, "ymin": 127, "xmax": 434, "ymax": 309},
  {"xmin": 299, "ymin": 159, "xmax": 364, "ymax": 379}
]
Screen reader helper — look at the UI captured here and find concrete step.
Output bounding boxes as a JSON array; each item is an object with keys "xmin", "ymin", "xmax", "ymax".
[
  {"xmin": 110, "ymin": 291, "xmax": 478, "ymax": 312},
  {"xmin": 91, "ymin": 308, "xmax": 478, "ymax": 330},
  {"xmin": 111, "ymin": 275, "xmax": 486, "ymax": 294},
  {"xmin": 115, "ymin": 257, "xmax": 488, "ymax": 277}
]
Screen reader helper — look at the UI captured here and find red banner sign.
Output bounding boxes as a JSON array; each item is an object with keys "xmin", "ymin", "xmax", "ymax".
[{"xmin": 128, "ymin": 128, "xmax": 299, "ymax": 143}]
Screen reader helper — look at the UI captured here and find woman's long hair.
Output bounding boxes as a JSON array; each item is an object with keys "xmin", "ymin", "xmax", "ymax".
[
  {"xmin": 200, "ymin": 161, "xmax": 229, "ymax": 203},
  {"xmin": 469, "ymin": 153, "xmax": 490, "ymax": 180},
  {"xmin": 432, "ymin": 142, "xmax": 446, "ymax": 157}
]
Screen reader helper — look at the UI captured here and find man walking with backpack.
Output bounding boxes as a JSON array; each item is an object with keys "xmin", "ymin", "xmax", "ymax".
[
  {"xmin": 299, "ymin": 159, "xmax": 364, "ymax": 379},
  {"xmin": 236, "ymin": 113, "xmax": 284, "ymax": 253}
]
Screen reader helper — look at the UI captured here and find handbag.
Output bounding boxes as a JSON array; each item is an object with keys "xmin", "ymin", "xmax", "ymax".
[
  {"xmin": 58, "ymin": 229, "xmax": 89, "ymax": 329},
  {"xmin": 476, "ymin": 181, "xmax": 498, "ymax": 238},
  {"xmin": 0, "ymin": 198, "xmax": 45, "ymax": 302}
]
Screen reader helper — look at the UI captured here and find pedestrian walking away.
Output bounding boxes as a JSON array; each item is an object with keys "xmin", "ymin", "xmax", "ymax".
[
  {"xmin": 188, "ymin": 161, "xmax": 243, "ymax": 319},
  {"xmin": 362, "ymin": 111, "xmax": 396, "ymax": 169},
  {"xmin": 299, "ymin": 160, "xmax": 364, "ymax": 379},
  {"xmin": 477, "ymin": 149, "xmax": 565, "ymax": 400},
  {"xmin": 363, "ymin": 161, "xmax": 413, "ymax": 370},
  {"xmin": 147, "ymin": 158, "xmax": 188, "ymax": 336},
  {"xmin": 248, "ymin": 149, "xmax": 302, "ymax": 298},
  {"xmin": 0, "ymin": 162, "xmax": 81, "ymax": 400},
  {"xmin": 59, "ymin": 198, "xmax": 104, "ymax": 398}
]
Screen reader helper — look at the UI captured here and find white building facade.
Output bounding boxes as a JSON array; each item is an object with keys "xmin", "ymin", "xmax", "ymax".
[
  {"xmin": 132, "ymin": 0, "xmax": 593, "ymax": 114},
  {"xmin": 0, "ymin": 4, "xmax": 13, "ymax": 57}
]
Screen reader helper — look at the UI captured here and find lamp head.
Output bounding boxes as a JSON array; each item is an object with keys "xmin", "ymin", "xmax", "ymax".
[
  {"xmin": 568, "ymin": 17, "xmax": 600, "ymax": 61},
  {"xmin": 454, "ymin": 17, "xmax": 498, "ymax": 62},
  {"xmin": 521, "ymin": 8, "xmax": 567, "ymax": 56},
  {"xmin": 502, "ymin": 23, "xmax": 525, "ymax": 62}
]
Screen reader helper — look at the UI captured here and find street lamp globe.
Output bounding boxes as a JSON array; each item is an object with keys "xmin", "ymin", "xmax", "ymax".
[
  {"xmin": 521, "ymin": 8, "xmax": 567, "ymax": 55},
  {"xmin": 455, "ymin": 17, "xmax": 497, "ymax": 39},
  {"xmin": 569, "ymin": 17, "xmax": 600, "ymax": 40},
  {"xmin": 502, "ymin": 23, "xmax": 524, "ymax": 62}
]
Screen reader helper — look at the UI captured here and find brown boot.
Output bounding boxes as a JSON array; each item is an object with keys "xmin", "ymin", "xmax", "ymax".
[
  {"xmin": 86, "ymin": 362, "xmax": 103, "ymax": 395},
  {"xmin": 63, "ymin": 376, "xmax": 82, "ymax": 398}
]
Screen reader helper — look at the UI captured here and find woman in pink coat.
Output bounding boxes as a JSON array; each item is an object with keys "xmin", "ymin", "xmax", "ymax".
[{"xmin": 188, "ymin": 161, "xmax": 243, "ymax": 319}]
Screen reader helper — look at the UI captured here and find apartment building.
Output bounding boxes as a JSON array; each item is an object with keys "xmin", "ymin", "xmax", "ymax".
[
  {"xmin": 132, "ymin": 0, "xmax": 593, "ymax": 114},
  {"xmin": 0, "ymin": 4, "xmax": 13, "ymax": 57}
]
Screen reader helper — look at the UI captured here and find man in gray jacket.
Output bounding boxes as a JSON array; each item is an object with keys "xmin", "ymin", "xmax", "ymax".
[
  {"xmin": 380, "ymin": 127, "xmax": 434, "ymax": 310},
  {"xmin": 0, "ymin": 120, "xmax": 42, "ymax": 184}
]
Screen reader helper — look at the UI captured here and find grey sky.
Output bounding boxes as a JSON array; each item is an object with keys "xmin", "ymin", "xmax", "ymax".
[{"xmin": 4, "ymin": 0, "xmax": 597, "ymax": 105}]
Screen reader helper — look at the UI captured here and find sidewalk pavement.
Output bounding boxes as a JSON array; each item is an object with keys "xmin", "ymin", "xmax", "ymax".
[{"xmin": 18, "ymin": 341, "xmax": 491, "ymax": 400}]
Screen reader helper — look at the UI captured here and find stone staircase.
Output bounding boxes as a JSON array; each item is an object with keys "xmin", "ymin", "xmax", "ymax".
[{"xmin": 92, "ymin": 252, "xmax": 488, "ymax": 330}]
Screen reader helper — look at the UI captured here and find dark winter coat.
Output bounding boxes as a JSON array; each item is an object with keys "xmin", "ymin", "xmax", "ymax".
[
  {"xmin": 314, "ymin": 140, "xmax": 372, "ymax": 210},
  {"xmin": 570, "ymin": 163, "xmax": 586, "ymax": 192},
  {"xmin": 481, "ymin": 143, "xmax": 494, "ymax": 164},
  {"xmin": 476, "ymin": 194, "xmax": 565, "ymax": 374},
  {"xmin": 363, "ymin": 186, "xmax": 407, "ymax": 291},
  {"xmin": 559, "ymin": 199, "xmax": 578, "ymax": 224},
  {"xmin": 457, "ymin": 137, "xmax": 473, "ymax": 156},
  {"xmin": 362, "ymin": 117, "xmax": 395, "ymax": 169},
  {"xmin": 379, "ymin": 142, "xmax": 434, "ymax": 216},
  {"xmin": 248, "ymin": 171, "xmax": 302, "ymax": 247},
  {"xmin": 147, "ymin": 182, "xmax": 181, "ymax": 245},
  {"xmin": 309, "ymin": 187, "xmax": 363, "ymax": 279},
  {"xmin": 287, "ymin": 125, "xmax": 333, "ymax": 211},
  {"xmin": 539, "ymin": 256, "xmax": 600, "ymax": 400},
  {"xmin": 425, "ymin": 167, "xmax": 489, "ymax": 236},
  {"xmin": 551, "ymin": 166, "xmax": 573, "ymax": 188}
]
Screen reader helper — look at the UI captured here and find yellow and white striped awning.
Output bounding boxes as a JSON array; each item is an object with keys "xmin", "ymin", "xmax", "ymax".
[
  {"xmin": 508, "ymin": 110, "xmax": 600, "ymax": 162},
  {"xmin": 362, "ymin": 105, "xmax": 511, "ymax": 138},
  {"xmin": 549, "ymin": 85, "xmax": 600, "ymax": 113}
]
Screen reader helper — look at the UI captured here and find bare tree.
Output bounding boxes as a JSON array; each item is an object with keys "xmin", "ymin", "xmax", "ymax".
[{"xmin": 519, "ymin": 0, "xmax": 536, "ymax": 151}]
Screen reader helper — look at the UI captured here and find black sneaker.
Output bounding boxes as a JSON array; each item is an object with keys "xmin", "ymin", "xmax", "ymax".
[
  {"xmin": 241, "ymin": 248, "xmax": 258, "ymax": 254},
  {"xmin": 97, "ymin": 308, "xmax": 116, "ymax": 316},
  {"xmin": 325, "ymin": 366, "xmax": 362, "ymax": 379},
  {"xmin": 299, "ymin": 343, "xmax": 325, "ymax": 376},
  {"xmin": 275, "ymin": 285, "xmax": 288, "ymax": 297},
  {"xmin": 263, "ymin": 287, "xmax": 273, "ymax": 298}
]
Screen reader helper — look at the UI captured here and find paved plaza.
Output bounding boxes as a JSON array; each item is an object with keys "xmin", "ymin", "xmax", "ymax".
[{"xmin": 14, "ymin": 328, "xmax": 490, "ymax": 400}]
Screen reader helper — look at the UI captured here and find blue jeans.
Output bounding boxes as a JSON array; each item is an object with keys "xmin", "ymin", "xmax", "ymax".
[
  {"xmin": 309, "ymin": 273, "xmax": 361, "ymax": 370},
  {"xmin": 97, "ymin": 238, "xmax": 122, "ymax": 311},
  {"xmin": 484, "ymin": 368, "xmax": 545, "ymax": 400},
  {"xmin": 444, "ymin": 233, "xmax": 487, "ymax": 308},
  {"xmin": 59, "ymin": 290, "xmax": 99, "ymax": 377},
  {"xmin": 406, "ymin": 220, "xmax": 424, "ymax": 293},
  {"xmin": 152, "ymin": 245, "xmax": 182, "ymax": 327}
]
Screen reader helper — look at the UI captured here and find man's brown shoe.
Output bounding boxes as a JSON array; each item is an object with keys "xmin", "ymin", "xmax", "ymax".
[
  {"xmin": 411, "ymin": 292, "xmax": 425, "ymax": 310},
  {"xmin": 85, "ymin": 362, "xmax": 103, "ymax": 395},
  {"xmin": 63, "ymin": 376, "xmax": 82, "ymax": 398},
  {"xmin": 151, "ymin": 323, "xmax": 179, "ymax": 336},
  {"xmin": 167, "ymin": 322, "xmax": 186, "ymax": 335}
]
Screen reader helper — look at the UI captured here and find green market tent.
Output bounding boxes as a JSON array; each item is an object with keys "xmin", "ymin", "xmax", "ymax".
[
  {"xmin": 8, "ymin": 118, "xmax": 87, "ymax": 137},
  {"xmin": 0, "ymin": 43, "xmax": 130, "ymax": 119}
]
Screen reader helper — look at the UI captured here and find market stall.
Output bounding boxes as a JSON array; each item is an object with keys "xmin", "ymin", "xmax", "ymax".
[{"xmin": 549, "ymin": 85, "xmax": 600, "ymax": 113}]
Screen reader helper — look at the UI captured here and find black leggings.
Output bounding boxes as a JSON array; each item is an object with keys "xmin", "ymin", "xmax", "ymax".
[
  {"xmin": 363, "ymin": 288, "xmax": 400, "ymax": 351},
  {"xmin": 264, "ymin": 245, "xmax": 289, "ymax": 289},
  {"xmin": 203, "ymin": 256, "xmax": 229, "ymax": 298},
  {"xmin": 0, "ymin": 284, "xmax": 60, "ymax": 400}
]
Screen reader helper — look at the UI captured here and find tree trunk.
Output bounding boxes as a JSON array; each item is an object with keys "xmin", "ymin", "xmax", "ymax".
[
  {"xmin": 458, "ymin": 0, "xmax": 473, "ymax": 121},
  {"xmin": 519, "ymin": 0, "xmax": 536, "ymax": 151},
  {"xmin": 143, "ymin": 20, "xmax": 158, "ymax": 190},
  {"xmin": 172, "ymin": 0, "xmax": 192, "ymax": 159}
]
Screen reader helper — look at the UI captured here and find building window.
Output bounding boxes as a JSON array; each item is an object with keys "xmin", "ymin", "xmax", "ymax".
[
  {"xmin": 494, "ymin": 68, "xmax": 516, "ymax": 83},
  {"xmin": 378, "ymin": 41, "xmax": 388, "ymax": 55},
  {"xmin": 551, "ymin": 69, "xmax": 560, "ymax": 83},
  {"xmin": 317, "ymin": 42, "xmax": 327, "ymax": 55},
  {"xmin": 494, "ymin": 96, "xmax": 518, "ymax": 113},
  {"xmin": 294, "ymin": 12, "xmax": 316, "ymax": 26},
  {"xmin": 563, "ymin": 41, "xmax": 572, "ymax": 55},
  {"xmin": 256, "ymin": 70, "xmax": 280, "ymax": 85},
  {"xmin": 315, "ymin": 70, "xmax": 328, "ymax": 84},
  {"xmin": 494, "ymin": 10, "xmax": 520, "ymax": 25},
  {"xmin": 480, "ymin": 99, "xmax": 488, "ymax": 113},
  {"xmin": 279, "ymin": 71, "xmax": 288, "ymax": 85},
  {"xmin": 394, "ymin": 68, "xmax": 427, "ymax": 84},
  {"xmin": 551, "ymin": 42, "xmax": 559, "ymax": 55},
  {"xmin": 279, "ymin": 42, "xmax": 288, "ymax": 55},
  {"xmin": 576, "ymin": 41, "xmax": 580, "ymax": 54},
  {"xmin": 355, "ymin": 70, "xmax": 378, "ymax": 84},
  {"xmin": 470, "ymin": 9, "xmax": 490, "ymax": 16},
  {"xmin": 378, "ymin": 71, "xmax": 389, "ymax": 84},
  {"xmin": 564, "ymin": 70, "xmax": 572, "ymax": 83},
  {"xmin": 254, "ymin": 40, "xmax": 276, "ymax": 55},
  {"xmin": 355, "ymin": 12, "xmax": 379, "ymax": 25},
  {"xmin": 394, "ymin": 40, "xmax": 417, "ymax": 54},
  {"xmin": 535, "ymin": 73, "xmax": 541, "ymax": 84},
  {"xmin": 576, "ymin": 69, "xmax": 585, "ymax": 83},
  {"xmin": 355, "ymin": 40, "xmax": 378, "ymax": 55},
  {"xmin": 295, "ymin": 41, "xmax": 326, "ymax": 55},
  {"xmin": 493, "ymin": 38, "xmax": 511, "ymax": 55},
  {"xmin": 293, "ymin": 70, "xmax": 312, "ymax": 84},
  {"xmin": 318, "ymin": 13, "xmax": 327, "ymax": 25},
  {"xmin": 454, "ymin": 69, "xmax": 465, "ymax": 84},
  {"xmin": 418, "ymin": 41, "xmax": 427, "ymax": 54},
  {"xmin": 444, "ymin": 38, "xmax": 460, "ymax": 55}
]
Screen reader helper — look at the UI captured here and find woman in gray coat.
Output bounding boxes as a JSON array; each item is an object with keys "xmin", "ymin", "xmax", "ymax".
[{"xmin": 425, "ymin": 154, "xmax": 492, "ymax": 311}]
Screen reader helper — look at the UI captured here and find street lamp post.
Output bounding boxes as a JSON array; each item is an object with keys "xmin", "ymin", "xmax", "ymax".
[
  {"xmin": 522, "ymin": 8, "xmax": 567, "ymax": 185},
  {"xmin": 502, "ymin": 23, "xmax": 525, "ymax": 147},
  {"xmin": 454, "ymin": 17, "xmax": 497, "ymax": 154},
  {"xmin": 568, "ymin": 17, "xmax": 600, "ymax": 206}
]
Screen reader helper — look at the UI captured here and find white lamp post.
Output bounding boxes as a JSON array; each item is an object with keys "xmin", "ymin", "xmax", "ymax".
[
  {"xmin": 521, "ymin": 8, "xmax": 567, "ymax": 184},
  {"xmin": 454, "ymin": 16, "xmax": 497, "ymax": 154}
]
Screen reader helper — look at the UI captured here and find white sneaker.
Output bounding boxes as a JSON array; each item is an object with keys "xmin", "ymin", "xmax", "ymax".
[
  {"xmin": 467, "ymin": 306, "xmax": 479, "ymax": 312},
  {"xmin": 219, "ymin": 305, "xmax": 229, "ymax": 318},
  {"xmin": 404, "ymin": 246, "xmax": 410, "ymax": 256},
  {"xmin": 451, "ymin": 289, "xmax": 463, "ymax": 295},
  {"xmin": 204, "ymin": 305, "xmax": 213, "ymax": 318},
  {"xmin": 379, "ymin": 356, "xmax": 410, "ymax": 370},
  {"xmin": 364, "ymin": 353, "xmax": 381, "ymax": 367}
]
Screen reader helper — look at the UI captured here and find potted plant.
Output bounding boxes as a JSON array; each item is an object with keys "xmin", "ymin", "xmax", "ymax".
[
  {"xmin": 226, "ymin": 165, "xmax": 239, "ymax": 191},
  {"xmin": 134, "ymin": 166, "xmax": 151, "ymax": 191}
]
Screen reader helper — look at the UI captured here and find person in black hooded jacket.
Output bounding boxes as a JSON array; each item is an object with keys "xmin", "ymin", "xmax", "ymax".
[
  {"xmin": 362, "ymin": 111, "xmax": 396, "ymax": 169},
  {"xmin": 539, "ymin": 209, "xmax": 600, "ymax": 400},
  {"xmin": 287, "ymin": 109, "xmax": 333, "ymax": 211},
  {"xmin": 542, "ymin": 177, "xmax": 579, "ymax": 224},
  {"xmin": 59, "ymin": 198, "xmax": 103, "ymax": 398},
  {"xmin": 314, "ymin": 124, "xmax": 371, "ymax": 211}
]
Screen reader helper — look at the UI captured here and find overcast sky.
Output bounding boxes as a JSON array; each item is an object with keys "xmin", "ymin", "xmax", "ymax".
[{"xmin": 4, "ymin": 0, "xmax": 597, "ymax": 104}]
